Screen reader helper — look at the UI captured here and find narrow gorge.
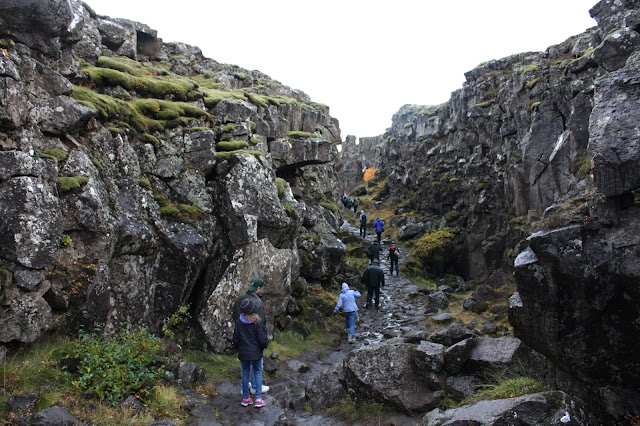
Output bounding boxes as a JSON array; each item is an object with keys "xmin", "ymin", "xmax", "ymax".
[{"xmin": 0, "ymin": 0, "xmax": 638, "ymax": 425}]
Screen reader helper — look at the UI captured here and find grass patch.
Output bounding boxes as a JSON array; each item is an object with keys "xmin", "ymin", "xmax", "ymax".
[
  {"xmin": 216, "ymin": 140, "xmax": 249, "ymax": 152},
  {"xmin": 183, "ymin": 350, "xmax": 238, "ymax": 382},
  {"xmin": 275, "ymin": 177, "xmax": 286, "ymax": 197},
  {"xmin": 38, "ymin": 148, "xmax": 69, "ymax": 162},
  {"xmin": 215, "ymin": 149, "xmax": 263, "ymax": 161},
  {"xmin": 57, "ymin": 176, "xmax": 89, "ymax": 191},
  {"xmin": 287, "ymin": 131, "xmax": 319, "ymax": 139},
  {"xmin": 327, "ymin": 395, "xmax": 383, "ymax": 421},
  {"xmin": 462, "ymin": 374, "xmax": 547, "ymax": 406},
  {"xmin": 319, "ymin": 200, "xmax": 339, "ymax": 213}
]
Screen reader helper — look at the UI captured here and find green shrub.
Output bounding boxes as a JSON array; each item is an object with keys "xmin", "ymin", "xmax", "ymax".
[
  {"xmin": 576, "ymin": 156, "xmax": 592, "ymax": 179},
  {"xmin": 415, "ymin": 228, "xmax": 455, "ymax": 258},
  {"xmin": 61, "ymin": 328, "xmax": 165, "ymax": 406},
  {"xmin": 162, "ymin": 305, "xmax": 191, "ymax": 340},
  {"xmin": 60, "ymin": 234, "xmax": 72, "ymax": 248},
  {"xmin": 57, "ymin": 176, "xmax": 89, "ymax": 191}
]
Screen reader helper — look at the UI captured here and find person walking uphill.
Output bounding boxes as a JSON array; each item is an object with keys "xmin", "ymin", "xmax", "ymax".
[
  {"xmin": 361, "ymin": 259, "xmax": 385, "ymax": 310},
  {"xmin": 359, "ymin": 210, "xmax": 367, "ymax": 238},
  {"xmin": 388, "ymin": 241, "xmax": 400, "ymax": 275},
  {"xmin": 233, "ymin": 278, "xmax": 270, "ymax": 395},
  {"xmin": 333, "ymin": 283, "xmax": 361, "ymax": 342},
  {"xmin": 373, "ymin": 218, "xmax": 385, "ymax": 244},
  {"xmin": 233, "ymin": 299, "xmax": 268, "ymax": 408}
]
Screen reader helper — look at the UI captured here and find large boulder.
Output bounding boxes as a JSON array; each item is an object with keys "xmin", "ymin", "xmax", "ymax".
[
  {"xmin": 510, "ymin": 209, "xmax": 640, "ymax": 422},
  {"xmin": 421, "ymin": 391, "xmax": 591, "ymax": 426},
  {"xmin": 343, "ymin": 341, "xmax": 443, "ymax": 413},
  {"xmin": 589, "ymin": 51, "xmax": 640, "ymax": 197},
  {"xmin": 198, "ymin": 238, "xmax": 299, "ymax": 352}
]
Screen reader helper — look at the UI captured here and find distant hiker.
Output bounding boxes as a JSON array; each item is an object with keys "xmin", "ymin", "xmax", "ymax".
[
  {"xmin": 333, "ymin": 282, "xmax": 361, "ymax": 342},
  {"xmin": 232, "ymin": 278, "xmax": 270, "ymax": 395},
  {"xmin": 352, "ymin": 198, "xmax": 358, "ymax": 213},
  {"xmin": 373, "ymin": 218, "xmax": 385, "ymax": 244},
  {"xmin": 367, "ymin": 240, "xmax": 381, "ymax": 261},
  {"xmin": 388, "ymin": 241, "xmax": 400, "ymax": 275},
  {"xmin": 359, "ymin": 210, "xmax": 367, "ymax": 238},
  {"xmin": 342, "ymin": 194, "xmax": 349, "ymax": 208},
  {"xmin": 361, "ymin": 259, "xmax": 385, "ymax": 310},
  {"xmin": 233, "ymin": 298, "xmax": 268, "ymax": 408}
]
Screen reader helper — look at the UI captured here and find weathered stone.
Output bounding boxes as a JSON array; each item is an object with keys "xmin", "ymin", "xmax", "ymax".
[
  {"xmin": 421, "ymin": 391, "xmax": 588, "ymax": 426},
  {"xmin": 445, "ymin": 376, "xmax": 481, "ymax": 402},
  {"xmin": 27, "ymin": 406, "xmax": 82, "ymax": 425},
  {"xmin": 305, "ymin": 362, "xmax": 345, "ymax": 411},
  {"xmin": 343, "ymin": 342, "xmax": 442, "ymax": 413}
]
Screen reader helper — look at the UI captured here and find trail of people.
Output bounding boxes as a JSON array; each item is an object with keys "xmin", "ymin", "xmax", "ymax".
[{"xmin": 191, "ymin": 219, "xmax": 428, "ymax": 425}]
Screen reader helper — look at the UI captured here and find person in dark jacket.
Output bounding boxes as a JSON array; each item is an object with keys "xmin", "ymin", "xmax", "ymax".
[
  {"xmin": 361, "ymin": 259, "xmax": 385, "ymax": 310},
  {"xmin": 233, "ymin": 298, "xmax": 268, "ymax": 407},
  {"xmin": 359, "ymin": 210, "xmax": 367, "ymax": 238},
  {"xmin": 388, "ymin": 241, "xmax": 400, "ymax": 275},
  {"xmin": 373, "ymin": 218, "xmax": 385, "ymax": 244},
  {"xmin": 232, "ymin": 278, "xmax": 269, "ymax": 395},
  {"xmin": 367, "ymin": 241, "xmax": 381, "ymax": 261}
]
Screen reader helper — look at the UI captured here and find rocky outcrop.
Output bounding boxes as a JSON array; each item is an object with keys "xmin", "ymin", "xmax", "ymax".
[
  {"xmin": 0, "ymin": 0, "xmax": 345, "ymax": 349},
  {"xmin": 339, "ymin": 1, "xmax": 640, "ymax": 422}
]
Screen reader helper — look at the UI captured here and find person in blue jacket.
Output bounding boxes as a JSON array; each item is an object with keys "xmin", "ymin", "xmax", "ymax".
[
  {"xmin": 333, "ymin": 282, "xmax": 361, "ymax": 342},
  {"xmin": 373, "ymin": 218, "xmax": 385, "ymax": 244}
]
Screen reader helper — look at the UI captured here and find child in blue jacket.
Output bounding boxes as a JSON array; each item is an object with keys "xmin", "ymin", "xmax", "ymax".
[{"xmin": 334, "ymin": 283, "xmax": 361, "ymax": 342}]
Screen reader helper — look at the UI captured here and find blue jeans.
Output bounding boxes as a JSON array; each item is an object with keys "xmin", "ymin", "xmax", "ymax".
[
  {"xmin": 344, "ymin": 311, "xmax": 357, "ymax": 336},
  {"xmin": 241, "ymin": 358, "xmax": 263, "ymax": 399}
]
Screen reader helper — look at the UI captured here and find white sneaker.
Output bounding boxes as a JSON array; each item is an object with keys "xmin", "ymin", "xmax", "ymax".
[{"xmin": 250, "ymin": 384, "xmax": 269, "ymax": 394}]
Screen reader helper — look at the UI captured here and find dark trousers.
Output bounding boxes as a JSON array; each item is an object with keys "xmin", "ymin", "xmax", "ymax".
[
  {"xmin": 390, "ymin": 257, "xmax": 399, "ymax": 274},
  {"xmin": 376, "ymin": 231, "xmax": 382, "ymax": 244},
  {"xmin": 366, "ymin": 286, "xmax": 381, "ymax": 308},
  {"xmin": 360, "ymin": 223, "xmax": 367, "ymax": 237}
]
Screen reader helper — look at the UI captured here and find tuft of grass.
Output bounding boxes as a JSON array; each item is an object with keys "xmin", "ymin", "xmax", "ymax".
[
  {"xmin": 139, "ymin": 178, "xmax": 152, "ymax": 190},
  {"xmin": 462, "ymin": 375, "xmax": 547, "ymax": 405},
  {"xmin": 216, "ymin": 140, "xmax": 249, "ymax": 152},
  {"xmin": 38, "ymin": 148, "xmax": 69, "ymax": 162},
  {"xmin": 275, "ymin": 177, "xmax": 286, "ymax": 197},
  {"xmin": 215, "ymin": 150, "xmax": 263, "ymax": 161},
  {"xmin": 57, "ymin": 176, "xmax": 89, "ymax": 191},
  {"xmin": 319, "ymin": 200, "xmax": 339, "ymax": 213},
  {"xmin": 287, "ymin": 131, "xmax": 319, "ymax": 139},
  {"xmin": 327, "ymin": 395, "xmax": 383, "ymax": 421},
  {"xmin": 182, "ymin": 350, "xmax": 238, "ymax": 382}
]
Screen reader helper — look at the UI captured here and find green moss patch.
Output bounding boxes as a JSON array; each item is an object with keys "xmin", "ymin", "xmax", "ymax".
[
  {"xmin": 216, "ymin": 150, "xmax": 263, "ymax": 161},
  {"xmin": 216, "ymin": 140, "xmax": 249, "ymax": 152},
  {"xmin": 287, "ymin": 131, "xmax": 319, "ymax": 139},
  {"xmin": 57, "ymin": 176, "xmax": 89, "ymax": 191},
  {"xmin": 38, "ymin": 148, "xmax": 69, "ymax": 162}
]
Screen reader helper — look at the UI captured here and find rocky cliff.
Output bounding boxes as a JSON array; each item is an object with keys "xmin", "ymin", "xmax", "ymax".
[
  {"xmin": 340, "ymin": 0, "xmax": 640, "ymax": 422},
  {"xmin": 0, "ymin": 0, "xmax": 346, "ymax": 353}
]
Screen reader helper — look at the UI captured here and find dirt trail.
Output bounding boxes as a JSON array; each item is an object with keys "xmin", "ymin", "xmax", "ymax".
[{"xmin": 190, "ymin": 221, "xmax": 427, "ymax": 425}]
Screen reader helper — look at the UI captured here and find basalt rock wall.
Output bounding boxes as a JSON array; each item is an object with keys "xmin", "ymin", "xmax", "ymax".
[
  {"xmin": 0, "ymin": 0, "xmax": 346, "ymax": 353},
  {"xmin": 340, "ymin": 0, "xmax": 640, "ymax": 422}
]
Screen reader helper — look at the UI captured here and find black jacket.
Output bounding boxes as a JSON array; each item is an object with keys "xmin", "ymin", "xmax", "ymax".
[
  {"xmin": 361, "ymin": 263, "xmax": 385, "ymax": 288},
  {"xmin": 367, "ymin": 244, "xmax": 381, "ymax": 260},
  {"xmin": 233, "ymin": 316, "xmax": 268, "ymax": 361}
]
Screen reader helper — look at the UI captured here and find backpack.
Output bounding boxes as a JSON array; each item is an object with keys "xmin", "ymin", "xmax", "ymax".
[
  {"xmin": 389, "ymin": 246, "xmax": 399, "ymax": 258},
  {"xmin": 360, "ymin": 214, "xmax": 367, "ymax": 225}
]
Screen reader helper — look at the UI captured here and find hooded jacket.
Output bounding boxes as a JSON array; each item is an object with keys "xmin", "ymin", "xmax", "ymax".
[
  {"xmin": 373, "ymin": 219, "xmax": 385, "ymax": 232},
  {"xmin": 233, "ymin": 314, "xmax": 268, "ymax": 361},
  {"xmin": 361, "ymin": 262, "xmax": 385, "ymax": 288},
  {"xmin": 334, "ymin": 283, "xmax": 361, "ymax": 313}
]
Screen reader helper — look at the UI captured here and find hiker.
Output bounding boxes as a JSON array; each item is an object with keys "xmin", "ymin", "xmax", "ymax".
[
  {"xmin": 361, "ymin": 259, "xmax": 385, "ymax": 310},
  {"xmin": 388, "ymin": 240, "xmax": 400, "ymax": 275},
  {"xmin": 352, "ymin": 198, "xmax": 358, "ymax": 213},
  {"xmin": 333, "ymin": 282, "xmax": 361, "ymax": 342},
  {"xmin": 232, "ymin": 277, "xmax": 270, "ymax": 395},
  {"xmin": 342, "ymin": 194, "xmax": 350, "ymax": 208},
  {"xmin": 359, "ymin": 210, "xmax": 367, "ymax": 238},
  {"xmin": 373, "ymin": 218, "xmax": 385, "ymax": 244},
  {"xmin": 233, "ymin": 298, "xmax": 268, "ymax": 408},
  {"xmin": 367, "ymin": 240, "xmax": 381, "ymax": 261}
]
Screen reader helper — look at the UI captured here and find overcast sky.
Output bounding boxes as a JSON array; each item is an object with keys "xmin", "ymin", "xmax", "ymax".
[{"xmin": 84, "ymin": 0, "xmax": 598, "ymax": 139}]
